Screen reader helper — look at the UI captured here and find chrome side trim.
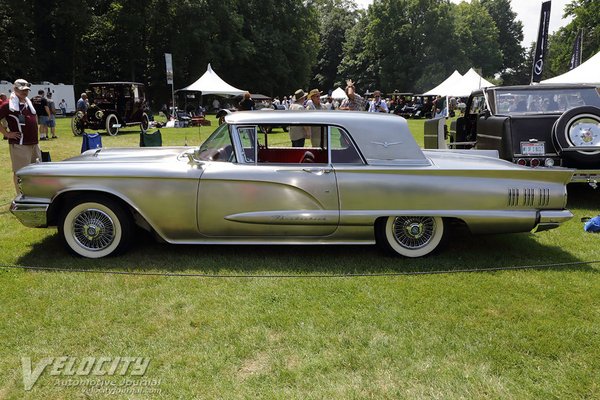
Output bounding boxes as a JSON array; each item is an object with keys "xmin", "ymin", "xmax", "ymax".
[
  {"xmin": 225, "ymin": 210, "xmax": 339, "ymax": 225},
  {"xmin": 10, "ymin": 201, "xmax": 49, "ymax": 227}
]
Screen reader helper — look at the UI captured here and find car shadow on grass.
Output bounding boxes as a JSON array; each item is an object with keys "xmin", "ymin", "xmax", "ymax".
[{"xmin": 16, "ymin": 228, "xmax": 596, "ymax": 276}]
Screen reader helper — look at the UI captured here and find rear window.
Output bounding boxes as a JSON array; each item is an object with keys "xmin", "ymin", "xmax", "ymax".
[{"xmin": 494, "ymin": 87, "xmax": 600, "ymax": 115}]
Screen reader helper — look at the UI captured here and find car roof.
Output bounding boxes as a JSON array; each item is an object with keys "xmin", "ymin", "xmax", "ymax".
[
  {"xmin": 226, "ymin": 110, "xmax": 428, "ymax": 164},
  {"xmin": 486, "ymin": 83, "xmax": 598, "ymax": 91}
]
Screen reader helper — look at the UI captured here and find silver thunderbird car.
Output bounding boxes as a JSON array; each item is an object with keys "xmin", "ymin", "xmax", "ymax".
[{"xmin": 11, "ymin": 111, "xmax": 574, "ymax": 258}]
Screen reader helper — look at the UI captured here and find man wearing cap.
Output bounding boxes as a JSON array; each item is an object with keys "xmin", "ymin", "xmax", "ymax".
[
  {"xmin": 305, "ymin": 89, "xmax": 326, "ymax": 147},
  {"xmin": 288, "ymin": 89, "xmax": 310, "ymax": 147},
  {"xmin": 0, "ymin": 79, "xmax": 41, "ymax": 193}
]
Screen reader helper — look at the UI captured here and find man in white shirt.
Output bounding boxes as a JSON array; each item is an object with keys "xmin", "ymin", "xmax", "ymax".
[{"xmin": 368, "ymin": 90, "xmax": 389, "ymax": 113}]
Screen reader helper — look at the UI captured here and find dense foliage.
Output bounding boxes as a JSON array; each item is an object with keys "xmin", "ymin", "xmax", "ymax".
[{"xmin": 0, "ymin": 0, "xmax": 597, "ymax": 105}]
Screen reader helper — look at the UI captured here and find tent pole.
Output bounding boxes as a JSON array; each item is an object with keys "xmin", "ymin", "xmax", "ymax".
[{"xmin": 171, "ymin": 83, "xmax": 175, "ymax": 119}]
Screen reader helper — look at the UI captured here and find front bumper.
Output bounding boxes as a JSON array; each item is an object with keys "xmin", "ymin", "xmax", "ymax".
[
  {"xmin": 10, "ymin": 200, "xmax": 50, "ymax": 228},
  {"xmin": 535, "ymin": 210, "xmax": 574, "ymax": 232}
]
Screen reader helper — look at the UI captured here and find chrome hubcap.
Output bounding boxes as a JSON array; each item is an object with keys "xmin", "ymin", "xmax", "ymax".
[
  {"xmin": 393, "ymin": 217, "xmax": 435, "ymax": 249},
  {"xmin": 72, "ymin": 208, "xmax": 115, "ymax": 251}
]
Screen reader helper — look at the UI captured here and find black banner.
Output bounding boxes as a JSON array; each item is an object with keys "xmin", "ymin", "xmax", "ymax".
[
  {"xmin": 569, "ymin": 30, "xmax": 583, "ymax": 70},
  {"xmin": 531, "ymin": 1, "xmax": 551, "ymax": 83}
]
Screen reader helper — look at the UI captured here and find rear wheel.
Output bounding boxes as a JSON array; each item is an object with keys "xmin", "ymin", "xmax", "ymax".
[
  {"xmin": 105, "ymin": 114, "xmax": 119, "ymax": 136},
  {"xmin": 58, "ymin": 195, "xmax": 133, "ymax": 258},
  {"xmin": 377, "ymin": 216, "xmax": 444, "ymax": 257},
  {"xmin": 140, "ymin": 112, "xmax": 150, "ymax": 133}
]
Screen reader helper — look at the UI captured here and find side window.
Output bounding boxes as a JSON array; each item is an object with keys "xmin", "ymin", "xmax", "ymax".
[
  {"xmin": 330, "ymin": 127, "xmax": 363, "ymax": 164},
  {"xmin": 469, "ymin": 95, "xmax": 486, "ymax": 115},
  {"xmin": 256, "ymin": 125, "xmax": 329, "ymax": 164}
]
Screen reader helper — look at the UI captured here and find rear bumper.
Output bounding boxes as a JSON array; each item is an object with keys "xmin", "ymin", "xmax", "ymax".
[
  {"xmin": 535, "ymin": 210, "xmax": 574, "ymax": 232},
  {"xmin": 570, "ymin": 170, "xmax": 600, "ymax": 185},
  {"xmin": 10, "ymin": 200, "xmax": 49, "ymax": 228}
]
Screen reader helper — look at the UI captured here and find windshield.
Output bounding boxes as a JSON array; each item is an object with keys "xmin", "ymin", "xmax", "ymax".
[
  {"xmin": 197, "ymin": 124, "xmax": 235, "ymax": 162},
  {"xmin": 494, "ymin": 87, "xmax": 600, "ymax": 115}
]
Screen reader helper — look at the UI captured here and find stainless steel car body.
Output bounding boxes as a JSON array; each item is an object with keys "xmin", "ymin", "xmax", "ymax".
[{"xmin": 11, "ymin": 111, "xmax": 574, "ymax": 257}]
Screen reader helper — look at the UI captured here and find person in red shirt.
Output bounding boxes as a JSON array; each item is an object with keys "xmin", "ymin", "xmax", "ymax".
[{"xmin": 0, "ymin": 79, "xmax": 41, "ymax": 193}]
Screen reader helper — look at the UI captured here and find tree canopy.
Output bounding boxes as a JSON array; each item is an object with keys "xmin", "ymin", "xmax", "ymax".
[{"xmin": 1, "ymin": 0, "xmax": 597, "ymax": 106}]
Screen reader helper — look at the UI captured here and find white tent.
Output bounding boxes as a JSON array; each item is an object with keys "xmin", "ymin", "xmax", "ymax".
[
  {"xmin": 423, "ymin": 70, "xmax": 463, "ymax": 96},
  {"xmin": 330, "ymin": 87, "xmax": 348, "ymax": 99},
  {"xmin": 424, "ymin": 68, "xmax": 493, "ymax": 97},
  {"xmin": 540, "ymin": 51, "xmax": 600, "ymax": 85},
  {"xmin": 459, "ymin": 68, "xmax": 494, "ymax": 94},
  {"xmin": 179, "ymin": 63, "xmax": 245, "ymax": 96}
]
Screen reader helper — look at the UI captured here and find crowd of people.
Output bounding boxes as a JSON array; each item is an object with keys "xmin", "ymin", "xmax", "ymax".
[{"xmin": 234, "ymin": 80, "xmax": 463, "ymax": 120}]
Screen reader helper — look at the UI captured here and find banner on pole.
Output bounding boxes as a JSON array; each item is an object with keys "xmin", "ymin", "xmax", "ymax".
[
  {"xmin": 531, "ymin": 1, "xmax": 551, "ymax": 83},
  {"xmin": 165, "ymin": 53, "xmax": 173, "ymax": 84},
  {"xmin": 569, "ymin": 30, "xmax": 583, "ymax": 70}
]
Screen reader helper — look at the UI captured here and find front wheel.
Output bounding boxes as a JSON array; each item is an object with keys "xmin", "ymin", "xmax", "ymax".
[
  {"xmin": 377, "ymin": 216, "xmax": 444, "ymax": 257},
  {"xmin": 71, "ymin": 111, "xmax": 84, "ymax": 136},
  {"xmin": 58, "ymin": 195, "xmax": 133, "ymax": 258},
  {"xmin": 105, "ymin": 114, "xmax": 120, "ymax": 136}
]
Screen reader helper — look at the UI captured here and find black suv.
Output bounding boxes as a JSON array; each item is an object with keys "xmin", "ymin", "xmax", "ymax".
[
  {"xmin": 72, "ymin": 82, "xmax": 150, "ymax": 136},
  {"xmin": 449, "ymin": 84, "xmax": 600, "ymax": 169}
]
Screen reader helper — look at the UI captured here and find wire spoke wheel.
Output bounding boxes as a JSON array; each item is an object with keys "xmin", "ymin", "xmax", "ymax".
[
  {"xmin": 72, "ymin": 208, "xmax": 116, "ymax": 251},
  {"xmin": 379, "ymin": 216, "xmax": 444, "ymax": 257},
  {"xmin": 59, "ymin": 197, "xmax": 133, "ymax": 258},
  {"xmin": 392, "ymin": 216, "xmax": 436, "ymax": 249}
]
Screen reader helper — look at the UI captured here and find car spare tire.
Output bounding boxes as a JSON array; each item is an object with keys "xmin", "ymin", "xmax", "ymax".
[{"xmin": 553, "ymin": 106, "xmax": 600, "ymax": 168}]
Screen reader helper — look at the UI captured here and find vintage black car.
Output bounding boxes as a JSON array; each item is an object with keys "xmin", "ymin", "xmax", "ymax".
[
  {"xmin": 440, "ymin": 84, "xmax": 600, "ymax": 170},
  {"xmin": 71, "ymin": 82, "xmax": 150, "ymax": 136}
]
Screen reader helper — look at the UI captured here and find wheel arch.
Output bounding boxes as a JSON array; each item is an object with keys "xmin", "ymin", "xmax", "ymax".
[{"xmin": 48, "ymin": 190, "xmax": 152, "ymax": 233}]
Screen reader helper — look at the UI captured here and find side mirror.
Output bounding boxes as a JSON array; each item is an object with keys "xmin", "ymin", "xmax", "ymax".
[{"xmin": 483, "ymin": 109, "xmax": 491, "ymax": 119}]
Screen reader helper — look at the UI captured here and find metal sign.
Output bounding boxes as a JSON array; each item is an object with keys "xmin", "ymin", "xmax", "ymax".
[{"xmin": 165, "ymin": 53, "xmax": 173, "ymax": 84}]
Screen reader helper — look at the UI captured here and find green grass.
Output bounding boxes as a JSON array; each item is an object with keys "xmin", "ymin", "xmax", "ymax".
[{"xmin": 1, "ymin": 116, "xmax": 600, "ymax": 399}]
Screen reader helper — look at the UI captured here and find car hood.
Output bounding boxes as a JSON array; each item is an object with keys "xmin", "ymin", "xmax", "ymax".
[{"xmin": 65, "ymin": 146, "xmax": 194, "ymax": 163}]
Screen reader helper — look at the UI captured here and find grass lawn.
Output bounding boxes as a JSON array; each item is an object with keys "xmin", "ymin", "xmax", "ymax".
[{"xmin": 1, "ymin": 115, "xmax": 599, "ymax": 399}]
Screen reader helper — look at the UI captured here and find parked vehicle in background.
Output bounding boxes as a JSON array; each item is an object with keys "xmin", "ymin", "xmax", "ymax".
[
  {"xmin": 425, "ymin": 84, "xmax": 600, "ymax": 184},
  {"xmin": 71, "ymin": 82, "xmax": 149, "ymax": 136},
  {"xmin": 12, "ymin": 111, "xmax": 573, "ymax": 259}
]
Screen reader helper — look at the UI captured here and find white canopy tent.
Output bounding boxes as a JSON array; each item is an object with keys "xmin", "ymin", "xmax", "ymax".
[
  {"xmin": 423, "ymin": 70, "xmax": 463, "ymax": 96},
  {"xmin": 424, "ymin": 68, "xmax": 493, "ymax": 97},
  {"xmin": 457, "ymin": 68, "xmax": 494, "ymax": 95},
  {"xmin": 330, "ymin": 87, "xmax": 348, "ymax": 100},
  {"xmin": 178, "ymin": 63, "xmax": 245, "ymax": 96},
  {"xmin": 540, "ymin": 51, "xmax": 600, "ymax": 85}
]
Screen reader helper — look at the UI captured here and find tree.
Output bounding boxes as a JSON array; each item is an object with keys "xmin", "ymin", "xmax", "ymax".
[
  {"xmin": 547, "ymin": 0, "xmax": 600, "ymax": 78},
  {"xmin": 481, "ymin": 0, "xmax": 524, "ymax": 71},
  {"xmin": 311, "ymin": 0, "xmax": 358, "ymax": 92},
  {"xmin": 453, "ymin": 1, "xmax": 502, "ymax": 77},
  {"xmin": 337, "ymin": 10, "xmax": 374, "ymax": 91}
]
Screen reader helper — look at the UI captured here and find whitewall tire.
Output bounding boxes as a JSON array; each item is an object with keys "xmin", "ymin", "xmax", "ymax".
[
  {"xmin": 59, "ymin": 196, "xmax": 132, "ymax": 258},
  {"xmin": 105, "ymin": 114, "xmax": 119, "ymax": 136},
  {"xmin": 380, "ymin": 216, "xmax": 444, "ymax": 257}
]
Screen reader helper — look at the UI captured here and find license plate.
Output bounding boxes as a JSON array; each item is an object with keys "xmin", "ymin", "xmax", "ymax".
[{"xmin": 521, "ymin": 141, "xmax": 545, "ymax": 156}]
